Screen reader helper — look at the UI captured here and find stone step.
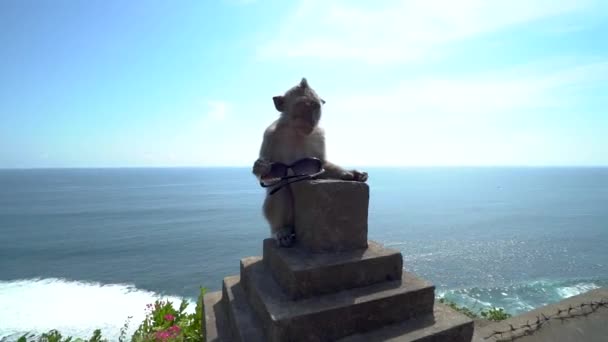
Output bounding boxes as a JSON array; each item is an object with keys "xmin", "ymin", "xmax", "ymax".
[
  {"xmin": 263, "ymin": 238, "xmax": 403, "ymax": 300},
  {"xmin": 204, "ymin": 277, "xmax": 472, "ymax": 342},
  {"xmin": 203, "ymin": 291, "xmax": 229, "ymax": 342},
  {"xmin": 203, "ymin": 281, "xmax": 267, "ymax": 342},
  {"xmin": 337, "ymin": 302, "xmax": 474, "ymax": 342},
  {"xmin": 221, "ymin": 275, "xmax": 266, "ymax": 342},
  {"xmin": 240, "ymin": 256, "xmax": 436, "ymax": 342}
]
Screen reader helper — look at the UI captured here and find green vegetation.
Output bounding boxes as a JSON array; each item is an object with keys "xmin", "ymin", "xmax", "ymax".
[
  {"xmin": 438, "ymin": 297, "xmax": 513, "ymax": 321},
  {"xmin": 16, "ymin": 329, "xmax": 105, "ymax": 342},
  {"xmin": 480, "ymin": 307, "xmax": 512, "ymax": 321},
  {"xmin": 15, "ymin": 287, "xmax": 206, "ymax": 342},
  {"xmin": 131, "ymin": 287, "xmax": 206, "ymax": 342}
]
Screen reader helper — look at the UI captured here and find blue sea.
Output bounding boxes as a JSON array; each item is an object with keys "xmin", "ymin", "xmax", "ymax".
[{"xmin": 1, "ymin": 167, "xmax": 607, "ymax": 340}]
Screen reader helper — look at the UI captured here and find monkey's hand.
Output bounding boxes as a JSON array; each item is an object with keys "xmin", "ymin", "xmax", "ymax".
[
  {"xmin": 253, "ymin": 158, "xmax": 272, "ymax": 178},
  {"xmin": 342, "ymin": 170, "xmax": 368, "ymax": 182}
]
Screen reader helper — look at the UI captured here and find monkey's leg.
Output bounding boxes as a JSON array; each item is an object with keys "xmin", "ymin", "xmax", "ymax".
[{"xmin": 262, "ymin": 186, "xmax": 295, "ymax": 247}]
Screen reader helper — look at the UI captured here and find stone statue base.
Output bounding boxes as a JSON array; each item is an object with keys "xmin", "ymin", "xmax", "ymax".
[{"xmin": 202, "ymin": 180, "xmax": 474, "ymax": 341}]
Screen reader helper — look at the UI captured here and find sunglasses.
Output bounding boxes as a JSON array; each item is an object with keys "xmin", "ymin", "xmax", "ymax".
[{"xmin": 260, "ymin": 157, "xmax": 325, "ymax": 195}]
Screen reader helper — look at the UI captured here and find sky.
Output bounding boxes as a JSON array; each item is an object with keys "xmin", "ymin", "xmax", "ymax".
[{"xmin": 1, "ymin": 0, "xmax": 607, "ymax": 168}]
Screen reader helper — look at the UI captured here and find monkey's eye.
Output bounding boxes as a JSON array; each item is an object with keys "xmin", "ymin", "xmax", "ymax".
[{"xmin": 296, "ymin": 100, "xmax": 319, "ymax": 110}]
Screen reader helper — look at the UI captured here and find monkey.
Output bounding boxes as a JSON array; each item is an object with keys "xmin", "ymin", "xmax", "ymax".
[{"xmin": 252, "ymin": 78, "xmax": 368, "ymax": 248}]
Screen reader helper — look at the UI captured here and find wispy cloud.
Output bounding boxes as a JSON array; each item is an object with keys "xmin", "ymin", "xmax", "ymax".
[
  {"xmin": 206, "ymin": 101, "xmax": 229, "ymax": 121},
  {"xmin": 223, "ymin": 0, "xmax": 257, "ymax": 6},
  {"xmin": 328, "ymin": 60, "xmax": 608, "ymax": 118},
  {"xmin": 319, "ymin": 60, "xmax": 608, "ymax": 166},
  {"xmin": 258, "ymin": 0, "xmax": 598, "ymax": 64}
]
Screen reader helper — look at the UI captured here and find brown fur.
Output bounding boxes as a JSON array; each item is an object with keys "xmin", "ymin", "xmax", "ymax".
[{"xmin": 252, "ymin": 78, "xmax": 368, "ymax": 247}]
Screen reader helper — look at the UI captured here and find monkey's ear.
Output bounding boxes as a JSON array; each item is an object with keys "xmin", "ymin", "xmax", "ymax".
[
  {"xmin": 320, "ymin": 98, "xmax": 326, "ymax": 105},
  {"xmin": 273, "ymin": 96, "xmax": 285, "ymax": 112},
  {"xmin": 300, "ymin": 77, "xmax": 309, "ymax": 88}
]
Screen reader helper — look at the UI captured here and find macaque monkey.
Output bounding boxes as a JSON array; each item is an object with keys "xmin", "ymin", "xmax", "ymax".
[{"xmin": 252, "ymin": 78, "xmax": 368, "ymax": 247}]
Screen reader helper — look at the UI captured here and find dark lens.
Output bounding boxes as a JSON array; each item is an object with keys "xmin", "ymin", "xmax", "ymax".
[
  {"xmin": 292, "ymin": 158, "xmax": 322, "ymax": 175},
  {"xmin": 267, "ymin": 163, "xmax": 287, "ymax": 178}
]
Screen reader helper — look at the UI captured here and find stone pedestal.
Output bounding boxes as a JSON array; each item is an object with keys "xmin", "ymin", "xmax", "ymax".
[
  {"xmin": 292, "ymin": 180, "xmax": 369, "ymax": 252},
  {"xmin": 203, "ymin": 180, "xmax": 474, "ymax": 342}
]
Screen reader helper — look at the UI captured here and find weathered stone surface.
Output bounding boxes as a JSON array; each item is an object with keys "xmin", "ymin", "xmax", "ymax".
[
  {"xmin": 239, "ymin": 256, "xmax": 435, "ymax": 342},
  {"xmin": 291, "ymin": 179, "xmax": 370, "ymax": 252},
  {"xmin": 338, "ymin": 303, "xmax": 474, "ymax": 342},
  {"xmin": 203, "ymin": 291, "xmax": 229, "ymax": 342},
  {"xmin": 221, "ymin": 276, "xmax": 266, "ymax": 342},
  {"xmin": 473, "ymin": 287, "xmax": 608, "ymax": 342},
  {"xmin": 263, "ymin": 238, "xmax": 403, "ymax": 300}
]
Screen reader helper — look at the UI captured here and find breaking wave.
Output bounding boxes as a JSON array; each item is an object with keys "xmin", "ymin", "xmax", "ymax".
[
  {"xmin": 436, "ymin": 278, "xmax": 606, "ymax": 316},
  {"xmin": 0, "ymin": 278, "xmax": 195, "ymax": 341}
]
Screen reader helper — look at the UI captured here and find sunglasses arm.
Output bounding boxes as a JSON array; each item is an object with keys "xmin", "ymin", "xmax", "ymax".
[{"xmin": 267, "ymin": 169, "xmax": 326, "ymax": 195}]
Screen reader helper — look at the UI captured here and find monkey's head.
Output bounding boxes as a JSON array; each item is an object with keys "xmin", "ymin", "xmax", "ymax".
[{"xmin": 273, "ymin": 78, "xmax": 326, "ymax": 136}]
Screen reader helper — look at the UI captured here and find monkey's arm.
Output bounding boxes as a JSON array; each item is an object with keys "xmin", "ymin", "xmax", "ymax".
[
  {"xmin": 319, "ymin": 160, "xmax": 368, "ymax": 182},
  {"xmin": 316, "ymin": 133, "xmax": 367, "ymax": 182},
  {"xmin": 319, "ymin": 160, "xmax": 350, "ymax": 179},
  {"xmin": 252, "ymin": 130, "xmax": 273, "ymax": 179}
]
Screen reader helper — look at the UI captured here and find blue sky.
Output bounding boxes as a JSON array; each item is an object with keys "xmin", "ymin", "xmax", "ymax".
[{"xmin": 1, "ymin": 0, "xmax": 607, "ymax": 168}]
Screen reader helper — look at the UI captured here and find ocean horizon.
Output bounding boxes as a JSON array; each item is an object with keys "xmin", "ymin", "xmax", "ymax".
[{"xmin": 1, "ymin": 166, "xmax": 607, "ymax": 340}]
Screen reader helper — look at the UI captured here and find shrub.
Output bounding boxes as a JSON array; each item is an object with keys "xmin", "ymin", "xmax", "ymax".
[
  {"xmin": 17, "ymin": 329, "xmax": 107, "ymax": 342},
  {"xmin": 480, "ymin": 307, "xmax": 512, "ymax": 321},
  {"xmin": 438, "ymin": 297, "xmax": 479, "ymax": 319},
  {"xmin": 131, "ymin": 287, "xmax": 206, "ymax": 341},
  {"xmin": 15, "ymin": 287, "xmax": 206, "ymax": 342},
  {"xmin": 438, "ymin": 297, "xmax": 512, "ymax": 321}
]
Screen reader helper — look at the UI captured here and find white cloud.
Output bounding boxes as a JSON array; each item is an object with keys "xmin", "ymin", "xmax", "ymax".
[
  {"xmin": 206, "ymin": 101, "xmax": 229, "ymax": 121},
  {"xmin": 327, "ymin": 60, "xmax": 608, "ymax": 119},
  {"xmin": 257, "ymin": 0, "xmax": 598, "ymax": 64},
  {"xmin": 318, "ymin": 60, "xmax": 608, "ymax": 166}
]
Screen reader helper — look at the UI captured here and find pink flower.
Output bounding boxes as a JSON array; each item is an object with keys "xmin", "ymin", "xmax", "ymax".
[
  {"xmin": 155, "ymin": 330, "xmax": 170, "ymax": 340},
  {"xmin": 169, "ymin": 325, "xmax": 181, "ymax": 333},
  {"xmin": 164, "ymin": 314, "xmax": 175, "ymax": 321}
]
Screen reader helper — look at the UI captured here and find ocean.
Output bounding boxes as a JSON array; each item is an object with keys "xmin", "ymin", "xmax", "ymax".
[{"xmin": 1, "ymin": 167, "xmax": 607, "ymax": 340}]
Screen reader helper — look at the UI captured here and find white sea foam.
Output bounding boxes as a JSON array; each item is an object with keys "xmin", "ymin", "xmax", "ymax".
[
  {"xmin": 556, "ymin": 282, "xmax": 600, "ymax": 299},
  {"xmin": 0, "ymin": 278, "xmax": 195, "ymax": 341},
  {"xmin": 436, "ymin": 278, "xmax": 605, "ymax": 316}
]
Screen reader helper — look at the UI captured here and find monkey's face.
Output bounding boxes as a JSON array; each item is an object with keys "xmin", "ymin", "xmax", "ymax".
[
  {"xmin": 273, "ymin": 78, "xmax": 326, "ymax": 136},
  {"xmin": 289, "ymin": 97, "xmax": 321, "ymax": 135}
]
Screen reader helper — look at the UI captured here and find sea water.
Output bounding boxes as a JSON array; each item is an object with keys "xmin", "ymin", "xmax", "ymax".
[{"xmin": 1, "ymin": 167, "xmax": 607, "ymax": 340}]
